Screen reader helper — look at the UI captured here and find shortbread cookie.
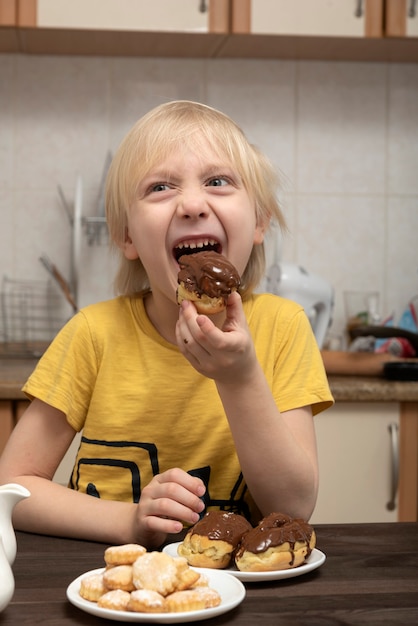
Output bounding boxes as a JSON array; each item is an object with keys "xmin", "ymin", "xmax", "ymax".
[
  {"xmin": 192, "ymin": 572, "xmax": 210, "ymax": 587},
  {"xmin": 173, "ymin": 559, "xmax": 200, "ymax": 591},
  {"xmin": 97, "ymin": 589, "xmax": 131, "ymax": 611},
  {"xmin": 132, "ymin": 552, "xmax": 182, "ymax": 596},
  {"xmin": 104, "ymin": 543, "xmax": 146, "ymax": 566},
  {"xmin": 79, "ymin": 572, "xmax": 107, "ymax": 602},
  {"xmin": 103, "ymin": 565, "xmax": 135, "ymax": 591},
  {"xmin": 127, "ymin": 589, "xmax": 167, "ymax": 613},
  {"xmin": 165, "ymin": 587, "xmax": 221, "ymax": 612}
]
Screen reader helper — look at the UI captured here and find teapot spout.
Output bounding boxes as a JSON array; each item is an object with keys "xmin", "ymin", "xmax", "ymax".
[
  {"xmin": 0, "ymin": 482, "xmax": 31, "ymax": 565},
  {"xmin": 0, "ymin": 482, "xmax": 31, "ymax": 503}
]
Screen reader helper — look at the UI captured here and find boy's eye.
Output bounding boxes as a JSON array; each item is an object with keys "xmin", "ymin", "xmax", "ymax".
[
  {"xmin": 207, "ymin": 177, "xmax": 229, "ymax": 187},
  {"xmin": 151, "ymin": 183, "xmax": 170, "ymax": 192}
]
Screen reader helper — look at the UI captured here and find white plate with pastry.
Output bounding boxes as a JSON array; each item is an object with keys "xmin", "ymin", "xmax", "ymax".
[
  {"xmin": 67, "ymin": 566, "xmax": 245, "ymax": 623},
  {"xmin": 162, "ymin": 543, "xmax": 326, "ymax": 583}
]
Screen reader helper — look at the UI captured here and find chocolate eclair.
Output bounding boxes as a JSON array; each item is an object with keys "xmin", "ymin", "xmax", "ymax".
[
  {"xmin": 177, "ymin": 251, "xmax": 240, "ymax": 315},
  {"xmin": 177, "ymin": 511, "xmax": 252, "ymax": 569},
  {"xmin": 234, "ymin": 512, "xmax": 316, "ymax": 572}
]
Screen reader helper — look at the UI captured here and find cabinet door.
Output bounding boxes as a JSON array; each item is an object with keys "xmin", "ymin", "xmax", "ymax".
[
  {"xmin": 15, "ymin": 399, "xmax": 30, "ymax": 420},
  {"xmin": 310, "ymin": 402, "xmax": 400, "ymax": 524},
  {"xmin": 0, "ymin": 400, "xmax": 14, "ymax": 456},
  {"xmin": 386, "ymin": 0, "xmax": 418, "ymax": 37},
  {"xmin": 408, "ymin": 2, "xmax": 418, "ymax": 36},
  {"xmin": 232, "ymin": 0, "xmax": 383, "ymax": 37},
  {"xmin": 22, "ymin": 0, "xmax": 228, "ymax": 33},
  {"xmin": 0, "ymin": 0, "xmax": 16, "ymax": 25}
]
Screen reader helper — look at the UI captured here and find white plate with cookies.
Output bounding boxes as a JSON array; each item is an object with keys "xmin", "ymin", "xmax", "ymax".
[
  {"xmin": 162, "ymin": 542, "xmax": 326, "ymax": 583},
  {"xmin": 67, "ymin": 566, "xmax": 245, "ymax": 623}
]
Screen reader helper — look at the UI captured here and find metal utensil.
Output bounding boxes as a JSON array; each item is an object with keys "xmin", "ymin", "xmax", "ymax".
[{"xmin": 39, "ymin": 255, "xmax": 78, "ymax": 313}]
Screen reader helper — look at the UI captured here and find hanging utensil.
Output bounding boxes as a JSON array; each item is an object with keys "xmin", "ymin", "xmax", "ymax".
[
  {"xmin": 39, "ymin": 255, "xmax": 78, "ymax": 313},
  {"xmin": 97, "ymin": 151, "xmax": 112, "ymax": 218},
  {"xmin": 57, "ymin": 185, "xmax": 73, "ymax": 226},
  {"xmin": 71, "ymin": 174, "xmax": 83, "ymax": 306}
]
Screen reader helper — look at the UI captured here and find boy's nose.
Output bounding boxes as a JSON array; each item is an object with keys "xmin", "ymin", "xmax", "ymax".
[{"xmin": 177, "ymin": 192, "xmax": 209, "ymax": 219}]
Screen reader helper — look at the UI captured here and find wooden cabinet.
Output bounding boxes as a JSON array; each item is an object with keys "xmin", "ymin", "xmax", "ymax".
[
  {"xmin": 223, "ymin": 0, "xmax": 417, "ymax": 61},
  {"xmin": 19, "ymin": 0, "xmax": 229, "ymax": 33},
  {"xmin": 4, "ymin": 0, "xmax": 229, "ymax": 57},
  {"xmin": 311, "ymin": 402, "xmax": 403, "ymax": 524},
  {"xmin": 0, "ymin": 0, "xmax": 16, "ymax": 25},
  {"xmin": 0, "ymin": 399, "xmax": 29, "ymax": 455},
  {"xmin": 386, "ymin": 0, "xmax": 418, "ymax": 37},
  {"xmin": 2, "ymin": 0, "xmax": 418, "ymax": 60},
  {"xmin": 232, "ymin": 0, "xmax": 383, "ymax": 38},
  {"xmin": 0, "ymin": 397, "xmax": 79, "ymax": 486},
  {"xmin": 0, "ymin": 400, "xmax": 14, "ymax": 455}
]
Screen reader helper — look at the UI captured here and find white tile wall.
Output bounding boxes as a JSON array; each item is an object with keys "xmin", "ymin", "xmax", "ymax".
[{"xmin": 0, "ymin": 54, "xmax": 417, "ymax": 342}]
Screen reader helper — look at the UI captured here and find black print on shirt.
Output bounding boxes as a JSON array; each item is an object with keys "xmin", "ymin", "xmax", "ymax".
[{"xmin": 70, "ymin": 436, "xmax": 250, "ymax": 519}]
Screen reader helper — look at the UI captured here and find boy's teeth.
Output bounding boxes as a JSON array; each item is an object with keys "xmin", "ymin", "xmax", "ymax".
[{"xmin": 177, "ymin": 239, "xmax": 216, "ymax": 250}]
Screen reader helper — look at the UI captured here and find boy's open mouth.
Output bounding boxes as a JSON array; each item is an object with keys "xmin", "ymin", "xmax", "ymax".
[{"xmin": 173, "ymin": 239, "xmax": 221, "ymax": 262}]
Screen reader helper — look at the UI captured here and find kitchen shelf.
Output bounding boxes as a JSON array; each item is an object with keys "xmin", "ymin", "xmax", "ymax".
[
  {"xmin": 1, "ymin": 26, "xmax": 418, "ymax": 62},
  {"xmin": 82, "ymin": 216, "xmax": 108, "ymax": 246},
  {"xmin": 0, "ymin": 26, "xmax": 228, "ymax": 57}
]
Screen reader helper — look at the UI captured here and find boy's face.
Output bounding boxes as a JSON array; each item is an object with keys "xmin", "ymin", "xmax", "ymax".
[{"xmin": 123, "ymin": 144, "xmax": 265, "ymax": 305}]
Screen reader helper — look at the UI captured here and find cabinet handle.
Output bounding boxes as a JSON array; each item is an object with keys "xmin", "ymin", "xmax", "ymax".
[
  {"xmin": 199, "ymin": 0, "xmax": 208, "ymax": 13},
  {"xmin": 386, "ymin": 422, "xmax": 399, "ymax": 512},
  {"xmin": 409, "ymin": 0, "xmax": 417, "ymax": 18},
  {"xmin": 354, "ymin": 0, "xmax": 363, "ymax": 18}
]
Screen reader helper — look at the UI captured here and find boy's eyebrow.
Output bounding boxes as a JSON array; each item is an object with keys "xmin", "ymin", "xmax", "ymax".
[
  {"xmin": 141, "ymin": 167, "xmax": 170, "ymax": 180},
  {"xmin": 203, "ymin": 164, "xmax": 236, "ymax": 175},
  {"xmin": 142, "ymin": 163, "xmax": 237, "ymax": 181}
]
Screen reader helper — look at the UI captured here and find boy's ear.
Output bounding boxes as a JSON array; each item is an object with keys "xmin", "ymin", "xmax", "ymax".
[
  {"xmin": 122, "ymin": 228, "xmax": 139, "ymax": 260},
  {"xmin": 253, "ymin": 216, "xmax": 270, "ymax": 245}
]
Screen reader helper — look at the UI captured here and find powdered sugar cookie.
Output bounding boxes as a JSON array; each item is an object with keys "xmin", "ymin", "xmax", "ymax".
[
  {"xmin": 165, "ymin": 587, "xmax": 221, "ymax": 612},
  {"xmin": 97, "ymin": 589, "xmax": 131, "ymax": 611},
  {"xmin": 132, "ymin": 552, "xmax": 181, "ymax": 596},
  {"xmin": 104, "ymin": 543, "xmax": 146, "ymax": 566},
  {"xmin": 127, "ymin": 589, "xmax": 167, "ymax": 613},
  {"xmin": 79, "ymin": 572, "xmax": 106, "ymax": 602},
  {"xmin": 103, "ymin": 564, "xmax": 135, "ymax": 591}
]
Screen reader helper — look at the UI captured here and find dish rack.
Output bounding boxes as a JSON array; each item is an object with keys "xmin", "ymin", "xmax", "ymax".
[{"xmin": 0, "ymin": 276, "xmax": 67, "ymax": 357}]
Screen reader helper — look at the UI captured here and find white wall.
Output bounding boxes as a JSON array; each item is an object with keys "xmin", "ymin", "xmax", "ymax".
[{"xmin": 0, "ymin": 54, "xmax": 417, "ymax": 342}]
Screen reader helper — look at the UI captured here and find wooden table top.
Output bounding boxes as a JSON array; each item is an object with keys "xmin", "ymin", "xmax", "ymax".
[{"xmin": 3, "ymin": 523, "xmax": 418, "ymax": 625}]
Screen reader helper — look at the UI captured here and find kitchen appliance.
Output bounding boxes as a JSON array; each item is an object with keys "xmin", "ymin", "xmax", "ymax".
[{"xmin": 265, "ymin": 261, "xmax": 334, "ymax": 348}]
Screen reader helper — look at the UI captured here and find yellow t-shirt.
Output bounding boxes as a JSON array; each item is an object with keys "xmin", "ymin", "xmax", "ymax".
[{"xmin": 23, "ymin": 293, "xmax": 333, "ymax": 523}]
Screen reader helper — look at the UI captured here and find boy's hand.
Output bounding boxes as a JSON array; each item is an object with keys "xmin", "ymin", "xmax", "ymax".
[
  {"xmin": 175, "ymin": 291, "xmax": 258, "ymax": 384},
  {"xmin": 133, "ymin": 468, "xmax": 205, "ymax": 548}
]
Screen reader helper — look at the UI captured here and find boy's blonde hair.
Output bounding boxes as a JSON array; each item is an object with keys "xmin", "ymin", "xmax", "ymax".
[{"xmin": 106, "ymin": 100, "xmax": 286, "ymax": 298}]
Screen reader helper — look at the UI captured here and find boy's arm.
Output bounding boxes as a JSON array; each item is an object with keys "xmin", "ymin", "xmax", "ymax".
[
  {"xmin": 0, "ymin": 399, "xmax": 203, "ymax": 547},
  {"xmin": 216, "ymin": 362, "xmax": 318, "ymax": 521},
  {"xmin": 0, "ymin": 399, "xmax": 139, "ymax": 543}
]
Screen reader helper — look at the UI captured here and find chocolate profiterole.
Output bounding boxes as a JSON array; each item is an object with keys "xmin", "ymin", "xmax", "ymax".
[
  {"xmin": 177, "ymin": 511, "xmax": 252, "ymax": 569},
  {"xmin": 177, "ymin": 251, "xmax": 240, "ymax": 315},
  {"xmin": 234, "ymin": 512, "xmax": 316, "ymax": 572}
]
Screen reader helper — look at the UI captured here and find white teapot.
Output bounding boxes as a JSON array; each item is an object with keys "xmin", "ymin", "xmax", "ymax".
[{"xmin": 0, "ymin": 483, "xmax": 30, "ymax": 612}]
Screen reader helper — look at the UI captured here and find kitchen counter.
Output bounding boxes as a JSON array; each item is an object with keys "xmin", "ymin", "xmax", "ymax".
[
  {"xmin": 0, "ymin": 358, "xmax": 37, "ymax": 400},
  {"xmin": 0, "ymin": 355, "xmax": 417, "ymax": 402},
  {"xmin": 329, "ymin": 375, "xmax": 418, "ymax": 402}
]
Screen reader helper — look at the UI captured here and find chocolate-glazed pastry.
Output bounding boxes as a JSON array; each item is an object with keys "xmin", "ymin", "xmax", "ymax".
[
  {"xmin": 177, "ymin": 251, "xmax": 240, "ymax": 315},
  {"xmin": 234, "ymin": 512, "xmax": 316, "ymax": 572},
  {"xmin": 177, "ymin": 511, "xmax": 252, "ymax": 569}
]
